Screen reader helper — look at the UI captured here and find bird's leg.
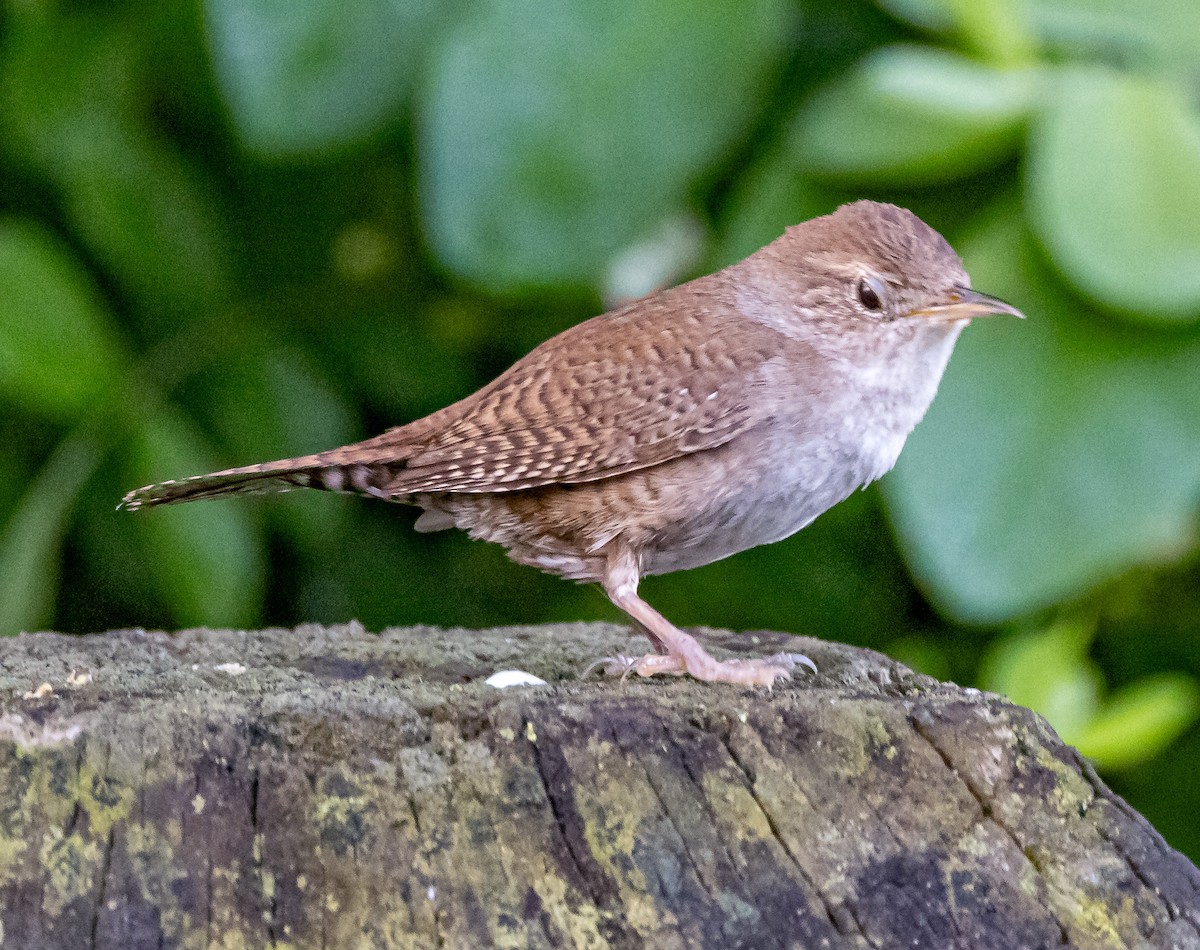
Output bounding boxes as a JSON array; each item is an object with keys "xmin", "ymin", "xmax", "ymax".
[
  {"xmin": 595, "ymin": 550, "xmax": 815, "ymax": 687},
  {"xmin": 628, "ymin": 618, "xmax": 669, "ymax": 655}
]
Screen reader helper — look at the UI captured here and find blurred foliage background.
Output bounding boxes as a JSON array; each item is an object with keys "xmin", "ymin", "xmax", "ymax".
[{"xmin": 1, "ymin": 0, "xmax": 1199, "ymax": 857}]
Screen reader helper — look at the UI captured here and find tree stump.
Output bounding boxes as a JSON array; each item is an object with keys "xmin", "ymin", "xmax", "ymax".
[{"xmin": 0, "ymin": 622, "xmax": 1196, "ymax": 949}]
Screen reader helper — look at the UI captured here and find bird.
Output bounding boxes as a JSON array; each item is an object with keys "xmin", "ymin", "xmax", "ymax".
[{"xmin": 122, "ymin": 200, "xmax": 1022, "ymax": 687}]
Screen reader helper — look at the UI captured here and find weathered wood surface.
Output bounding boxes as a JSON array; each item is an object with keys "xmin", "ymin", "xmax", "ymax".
[{"xmin": 0, "ymin": 622, "xmax": 1197, "ymax": 949}]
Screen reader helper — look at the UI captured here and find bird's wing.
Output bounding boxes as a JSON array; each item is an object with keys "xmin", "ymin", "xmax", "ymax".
[
  {"xmin": 122, "ymin": 283, "xmax": 815, "ymax": 509},
  {"xmin": 370, "ymin": 297, "xmax": 780, "ymax": 495}
]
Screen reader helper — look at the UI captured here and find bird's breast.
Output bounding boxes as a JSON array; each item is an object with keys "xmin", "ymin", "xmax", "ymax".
[
  {"xmin": 640, "ymin": 346, "xmax": 953, "ymax": 577},
  {"xmin": 639, "ymin": 427, "xmax": 878, "ymax": 576}
]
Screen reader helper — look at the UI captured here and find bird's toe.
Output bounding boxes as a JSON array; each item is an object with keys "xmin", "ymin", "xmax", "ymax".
[{"xmin": 767, "ymin": 652, "xmax": 818, "ymax": 675}]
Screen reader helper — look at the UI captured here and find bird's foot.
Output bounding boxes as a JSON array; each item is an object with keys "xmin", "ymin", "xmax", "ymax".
[
  {"xmin": 684, "ymin": 651, "xmax": 816, "ymax": 688},
  {"xmin": 582, "ymin": 649, "xmax": 816, "ymax": 688},
  {"xmin": 579, "ymin": 653, "xmax": 686, "ymax": 681}
]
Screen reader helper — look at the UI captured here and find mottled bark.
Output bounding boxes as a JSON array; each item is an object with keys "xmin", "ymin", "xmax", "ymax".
[{"xmin": 0, "ymin": 623, "xmax": 1196, "ymax": 949}]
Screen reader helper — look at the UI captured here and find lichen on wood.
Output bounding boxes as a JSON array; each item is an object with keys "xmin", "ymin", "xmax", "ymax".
[{"xmin": 0, "ymin": 623, "xmax": 1196, "ymax": 949}]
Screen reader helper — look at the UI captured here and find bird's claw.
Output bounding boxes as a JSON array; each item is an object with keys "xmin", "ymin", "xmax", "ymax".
[
  {"xmin": 579, "ymin": 654, "xmax": 640, "ymax": 681},
  {"xmin": 768, "ymin": 652, "xmax": 818, "ymax": 675}
]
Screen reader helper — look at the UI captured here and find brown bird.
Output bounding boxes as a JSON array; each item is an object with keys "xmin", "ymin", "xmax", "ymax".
[{"xmin": 122, "ymin": 201, "xmax": 1022, "ymax": 686}]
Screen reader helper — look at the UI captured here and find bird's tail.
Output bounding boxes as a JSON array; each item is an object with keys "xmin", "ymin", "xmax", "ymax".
[{"xmin": 120, "ymin": 453, "xmax": 402, "ymax": 511}]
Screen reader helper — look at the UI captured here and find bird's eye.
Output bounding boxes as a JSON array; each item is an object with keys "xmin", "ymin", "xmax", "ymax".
[{"xmin": 857, "ymin": 276, "xmax": 886, "ymax": 312}]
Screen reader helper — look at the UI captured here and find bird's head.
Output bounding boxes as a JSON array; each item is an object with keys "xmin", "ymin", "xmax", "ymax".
[{"xmin": 770, "ymin": 200, "xmax": 1024, "ymax": 332}]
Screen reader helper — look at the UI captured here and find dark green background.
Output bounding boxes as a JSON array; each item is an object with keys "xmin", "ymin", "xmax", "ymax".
[{"xmin": 1, "ymin": 0, "xmax": 1199, "ymax": 860}]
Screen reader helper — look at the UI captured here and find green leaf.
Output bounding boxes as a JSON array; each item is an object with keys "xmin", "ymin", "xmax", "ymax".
[
  {"xmin": 63, "ymin": 139, "xmax": 232, "ymax": 318},
  {"xmin": 0, "ymin": 434, "xmax": 101, "ymax": 636},
  {"xmin": 200, "ymin": 347, "xmax": 356, "ymax": 465},
  {"xmin": 125, "ymin": 411, "xmax": 265, "ymax": 628},
  {"xmin": 1029, "ymin": 0, "xmax": 1200, "ymax": 77},
  {"xmin": 944, "ymin": 0, "xmax": 1037, "ymax": 67},
  {"xmin": 205, "ymin": 0, "xmax": 453, "ymax": 155},
  {"xmin": 794, "ymin": 46, "xmax": 1034, "ymax": 185},
  {"xmin": 888, "ymin": 635, "xmax": 951, "ymax": 681},
  {"xmin": 711, "ymin": 149, "xmax": 835, "ymax": 269},
  {"xmin": 885, "ymin": 203, "xmax": 1200, "ymax": 622},
  {"xmin": 198, "ymin": 346, "xmax": 357, "ymax": 547},
  {"xmin": 874, "ymin": 0, "xmax": 1036, "ymax": 65},
  {"xmin": 979, "ymin": 620, "xmax": 1101, "ymax": 742},
  {"xmin": 602, "ymin": 214, "xmax": 705, "ymax": 306},
  {"xmin": 878, "ymin": 0, "xmax": 1199, "ymax": 73},
  {"xmin": 0, "ymin": 219, "xmax": 126, "ymax": 419},
  {"xmin": 420, "ymin": 0, "xmax": 797, "ymax": 290},
  {"xmin": 875, "ymin": 0, "xmax": 956, "ymax": 32},
  {"xmin": 1077, "ymin": 674, "xmax": 1200, "ymax": 770},
  {"xmin": 0, "ymin": 14, "xmax": 230, "ymax": 315},
  {"xmin": 1027, "ymin": 68, "xmax": 1200, "ymax": 322}
]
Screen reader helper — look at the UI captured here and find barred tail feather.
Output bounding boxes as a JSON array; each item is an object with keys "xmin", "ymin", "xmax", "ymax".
[{"xmin": 119, "ymin": 455, "xmax": 406, "ymax": 511}]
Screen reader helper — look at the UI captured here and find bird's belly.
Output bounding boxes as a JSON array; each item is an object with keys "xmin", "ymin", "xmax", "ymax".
[{"xmin": 641, "ymin": 444, "xmax": 869, "ymax": 576}]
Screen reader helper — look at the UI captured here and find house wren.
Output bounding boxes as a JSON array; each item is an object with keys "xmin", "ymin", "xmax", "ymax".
[{"xmin": 122, "ymin": 201, "xmax": 1022, "ymax": 687}]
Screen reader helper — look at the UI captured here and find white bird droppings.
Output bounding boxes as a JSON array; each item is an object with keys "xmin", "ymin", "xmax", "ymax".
[{"xmin": 485, "ymin": 669, "xmax": 548, "ymax": 689}]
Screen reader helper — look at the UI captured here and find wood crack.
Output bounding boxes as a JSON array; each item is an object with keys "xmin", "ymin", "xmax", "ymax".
[
  {"xmin": 908, "ymin": 712, "xmax": 1071, "ymax": 947},
  {"xmin": 663, "ymin": 726, "xmax": 754, "ymax": 893},
  {"xmin": 1077, "ymin": 757, "xmax": 1200, "ymax": 939},
  {"xmin": 526, "ymin": 715, "xmax": 638, "ymax": 948},
  {"xmin": 717, "ymin": 728, "xmax": 876, "ymax": 948},
  {"xmin": 88, "ymin": 826, "xmax": 116, "ymax": 950},
  {"xmin": 608, "ymin": 719, "xmax": 718, "ymax": 904}
]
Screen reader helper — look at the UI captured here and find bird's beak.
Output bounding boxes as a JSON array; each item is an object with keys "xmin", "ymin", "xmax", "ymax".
[{"xmin": 906, "ymin": 286, "xmax": 1025, "ymax": 323}]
